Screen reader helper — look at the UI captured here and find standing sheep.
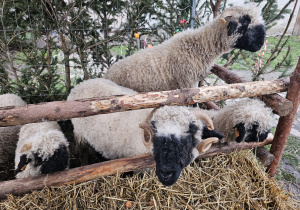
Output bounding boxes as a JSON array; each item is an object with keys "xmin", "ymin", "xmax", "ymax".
[
  {"xmin": 0, "ymin": 94, "xmax": 26, "ymax": 166},
  {"xmin": 15, "ymin": 121, "xmax": 69, "ymax": 179},
  {"xmin": 105, "ymin": 4, "xmax": 265, "ymax": 92},
  {"xmin": 68, "ymin": 78, "xmax": 273, "ymax": 186}
]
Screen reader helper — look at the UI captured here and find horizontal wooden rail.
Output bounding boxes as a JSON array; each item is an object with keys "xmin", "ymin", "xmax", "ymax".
[
  {"xmin": 0, "ymin": 79, "xmax": 290, "ymax": 127},
  {"xmin": 211, "ymin": 64, "xmax": 293, "ymax": 116},
  {"xmin": 0, "ymin": 137, "xmax": 273, "ymax": 199}
]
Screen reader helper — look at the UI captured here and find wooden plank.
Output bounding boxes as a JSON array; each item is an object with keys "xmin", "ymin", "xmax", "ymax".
[
  {"xmin": 0, "ymin": 79, "xmax": 289, "ymax": 127},
  {"xmin": 0, "ymin": 137, "xmax": 273, "ymax": 199}
]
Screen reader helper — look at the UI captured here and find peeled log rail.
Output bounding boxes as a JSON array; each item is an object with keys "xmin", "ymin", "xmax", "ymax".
[
  {"xmin": 253, "ymin": 147, "xmax": 275, "ymax": 167},
  {"xmin": 0, "ymin": 137, "xmax": 273, "ymax": 200},
  {"xmin": 211, "ymin": 63, "xmax": 293, "ymax": 116},
  {"xmin": 0, "ymin": 79, "xmax": 290, "ymax": 127}
]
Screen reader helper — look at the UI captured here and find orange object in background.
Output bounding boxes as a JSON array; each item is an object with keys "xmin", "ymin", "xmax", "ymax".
[
  {"xmin": 134, "ymin": 33, "xmax": 140, "ymax": 39},
  {"xmin": 147, "ymin": 44, "xmax": 153, "ymax": 48}
]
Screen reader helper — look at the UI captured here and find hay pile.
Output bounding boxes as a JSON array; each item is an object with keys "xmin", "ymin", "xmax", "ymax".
[{"xmin": 1, "ymin": 151, "xmax": 299, "ymax": 209}]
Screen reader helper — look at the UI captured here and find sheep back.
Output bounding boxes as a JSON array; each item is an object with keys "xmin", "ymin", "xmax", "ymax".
[
  {"xmin": 104, "ymin": 21, "xmax": 231, "ymax": 92},
  {"xmin": 67, "ymin": 78, "xmax": 152, "ymax": 160},
  {"xmin": 105, "ymin": 4, "xmax": 265, "ymax": 93}
]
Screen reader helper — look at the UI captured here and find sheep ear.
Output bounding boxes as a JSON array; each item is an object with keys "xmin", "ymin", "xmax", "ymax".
[
  {"xmin": 139, "ymin": 123, "xmax": 153, "ymax": 149},
  {"xmin": 20, "ymin": 142, "xmax": 32, "ymax": 153},
  {"xmin": 220, "ymin": 18, "xmax": 227, "ymax": 24},
  {"xmin": 197, "ymin": 137, "xmax": 219, "ymax": 154}
]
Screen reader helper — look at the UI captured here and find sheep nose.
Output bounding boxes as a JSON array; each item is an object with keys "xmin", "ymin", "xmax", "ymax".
[{"xmin": 161, "ymin": 170, "xmax": 173, "ymax": 179}]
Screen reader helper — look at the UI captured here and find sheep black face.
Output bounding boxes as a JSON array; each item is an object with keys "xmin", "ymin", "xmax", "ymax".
[
  {"xmin": 152, "ymin": 123, "xmax": 198, "ymax": 186},
  {"xmin": 234, "ymin": 121, "xmax": 270, "ymax": 143},
  {"xmin": 230, "ymin": 15, "xmax": 265, "ymax": 52},
  {"xmin": 15, "ymin": 143, "xmax": 69, "ymax": 177},
  {"xmin": 15, "ymin": 123, "xmax": 70, "ymax": 179},
  {"xmin": 140, "ymin": 106, "xmax": 224, "ymax": 186},
  {"xmin": 220, "ymin": 5, "xmax": 266, "ymax": 52}
]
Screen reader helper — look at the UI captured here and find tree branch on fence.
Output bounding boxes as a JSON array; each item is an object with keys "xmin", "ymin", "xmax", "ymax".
[
  {"xmin": 209, "ymin": 0, "xmax": 222, "ymax": 18},
  {"xmin": 211, "ymin": 64, "xmax": 293, "ymax": 116},
  {"xmin": 0, "ymin": 136, "xmax": 273, "ymax": 200},
  {"xmin": 0, "ymin": 78, "xmax": 290, "ymax": 127}
]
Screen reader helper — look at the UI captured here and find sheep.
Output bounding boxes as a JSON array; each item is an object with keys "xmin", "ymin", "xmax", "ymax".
[
  {"xmin": 0, "ymin": 94, "xmax": 26, "ymax": 166},
  {"xmin": 105, "ymin": 4, "xmax": 265, "ymax": 92},
  {"xmin": 67, "ymin": 78, "xmax": 273, "ymax": 186},
  {"xmin": 14, "ymin": 121, "xmax": 69, "ymax": 179},
  {"xmin": 208, "ymin": 98, "xmax": 274, "ymax": 143}
]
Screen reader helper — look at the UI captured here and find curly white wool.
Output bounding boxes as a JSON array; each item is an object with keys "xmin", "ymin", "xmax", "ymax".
[
  {"xmin": 67, "ymin": 78, "xmax": 206, "ymax": 161},
  {"xmin": 208, "ymin": 98, "xmax": 274, "ymax": 141},
  {"xmin": 15, "ymin": 121, "xmax": 69, "ymax": 178}
]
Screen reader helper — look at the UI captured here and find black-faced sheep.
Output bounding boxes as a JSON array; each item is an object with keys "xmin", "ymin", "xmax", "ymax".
[
  {"xmin": 105, "ymin": 4, "xmax": 265, "ymax": 92},
  {"xmin": 0, "ymin": 94, "xmax": 26, "ymax": 166},
  {"xmin": 208, "ymin": 99, "xmax": 274, "ymax": 143},
  {"xmin": 67, "ymin": 78, "xmax": 273, "ymax": 186},
  {"xmin": 15, "ymin": 121, "xmax": 69, "ymax": 179}
]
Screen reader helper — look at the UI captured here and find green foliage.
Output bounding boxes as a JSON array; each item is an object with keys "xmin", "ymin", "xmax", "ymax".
[
  {"xmin": 218, "ymin": 0, "xmax": 297, "ymax": 81},
  {"xmin": 0, "ymin": 0, "xmax": 298, "ymax": 103},
  {"xmin": 13, "ymin": 46, "xmax": 65, "ymax": 103},
  {"xmin": 0, "ymin": 64, "xmax": 12, "ymax": 94}
]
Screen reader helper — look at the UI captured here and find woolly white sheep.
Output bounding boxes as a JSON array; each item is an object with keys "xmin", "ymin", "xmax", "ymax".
[
  {"xmin": 0, "ymin": 94, "xmax": 26, "ymax": 166},
  {"xmin": 68, "ymin": 78, "xmax": 273, "ymax": 186},
  {"xmin": 15, "ymin": 121, "xmax": 69, "ymax": 179},
  {"xmin": 208, "ymin": 98, "xmax": 274, "ymax": 143},
  {"xmin": 105, "ymin": 4, "xmax": 265, "ymax": 92}
]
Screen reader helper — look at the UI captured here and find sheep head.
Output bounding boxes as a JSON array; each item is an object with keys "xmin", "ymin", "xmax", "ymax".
[
  {"xmin": 220, "ymin": 4, "xmax": 265, "ymax": 52},
  {"xmin": 15, "ymin": 125, "xmax": 69, "ymax": 179},
  {"xmin": 139, "ymin": 106, "xmax": 223, "ymax": 186}
]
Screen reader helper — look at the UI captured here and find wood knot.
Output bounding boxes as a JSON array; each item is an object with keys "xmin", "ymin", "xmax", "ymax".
[{"xmin": 4, "ymin": 115, "xmax": 15, "ymax": 122}]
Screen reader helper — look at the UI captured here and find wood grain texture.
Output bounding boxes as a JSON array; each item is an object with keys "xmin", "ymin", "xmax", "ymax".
[
  {"xmin": 0, "ymin": 79, "xmax": 289, "ymax": 127},
  {"xmin": 0, "ymin": 136, "xmax": 273, "ymax": 199},
  {"xmin": 211, "ymin": 64, "xmax": 292, "ymax": 116}
]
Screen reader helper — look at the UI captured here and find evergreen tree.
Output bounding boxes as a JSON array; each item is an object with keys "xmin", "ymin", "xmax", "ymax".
[
  {"xmin": 0, "ymin": 0, "xmax": 64, "ymax": 102},
  {"xmin": 150, "ymin": 0, "xmax": 192, "ymax": 42}
]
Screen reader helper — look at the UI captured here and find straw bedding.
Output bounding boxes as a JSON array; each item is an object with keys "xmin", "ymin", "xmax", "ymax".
[{"xmin": 0, "ymin": 150, "xmax": 299, "ymax": 209}]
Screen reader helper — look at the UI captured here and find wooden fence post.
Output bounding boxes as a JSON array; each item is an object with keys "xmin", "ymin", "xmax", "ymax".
[{"xmin": 267, "ymin": 57, "xmax": 300, "ymax": 177}]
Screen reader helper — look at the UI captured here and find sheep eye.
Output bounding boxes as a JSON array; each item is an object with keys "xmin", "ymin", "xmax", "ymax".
[
  {"xmin": 151, "ymin": 121, "xmax": 157, "ymax": 131},
  {"xmin": 20, "ymin": 164, "xmax": 27, "ymax": 171},
  {"xmin": 15, "ymin": 155, "xmax": 32, "ymax": 174}
]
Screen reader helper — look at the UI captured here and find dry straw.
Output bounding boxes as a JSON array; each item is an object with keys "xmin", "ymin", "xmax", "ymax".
[{"xmin": 0, "ymin": 150, "xmax": 299, "ymax": 209}]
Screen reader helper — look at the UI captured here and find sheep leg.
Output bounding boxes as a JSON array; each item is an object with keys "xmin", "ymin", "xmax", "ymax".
[{"xmin": 75, "ymin": 139, "xmax": 90, "ymax": 166}]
